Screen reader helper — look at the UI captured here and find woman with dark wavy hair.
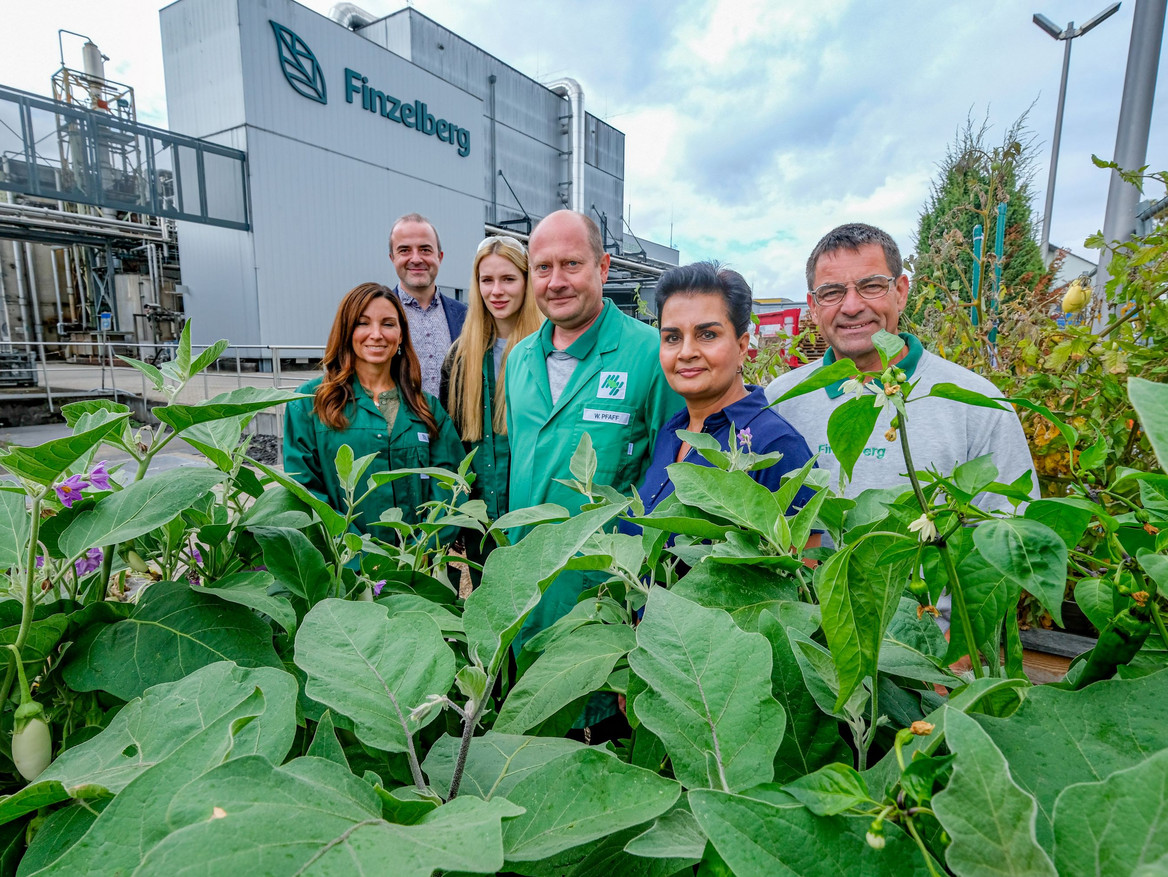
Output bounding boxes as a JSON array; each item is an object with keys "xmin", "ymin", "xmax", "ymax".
[{"xmin": 283, "ymin": 282, "xmax": 464, "ymax": 535}]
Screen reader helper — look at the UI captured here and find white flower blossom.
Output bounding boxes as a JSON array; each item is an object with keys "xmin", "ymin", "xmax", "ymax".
[
  {"xmin": 841, "ymin": 377, "xmax": 865, "ymax": 398},
  {"xmin": 908, "ymin": 514, "xmax": 938, "ymax": 543}
]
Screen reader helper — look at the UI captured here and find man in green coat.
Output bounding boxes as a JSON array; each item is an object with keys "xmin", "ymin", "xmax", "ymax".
[{"xmin": 505, "ymin": 211, "xmax": 681, "ymax": 732}]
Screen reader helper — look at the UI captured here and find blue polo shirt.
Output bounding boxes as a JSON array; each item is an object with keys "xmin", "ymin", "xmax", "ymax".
[{"xmin": 635, "ymin": 386, "xmax": 817, "ymax": 518}]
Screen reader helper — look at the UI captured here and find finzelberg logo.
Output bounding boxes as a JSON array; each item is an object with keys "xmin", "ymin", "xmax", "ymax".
[
  {"xmin": 268, "ymin": 20, "xmax": 471, "ymax": 158},
  {"xmin": 270, "ymin": 22, "xmax": 326, "ymax": 104}
]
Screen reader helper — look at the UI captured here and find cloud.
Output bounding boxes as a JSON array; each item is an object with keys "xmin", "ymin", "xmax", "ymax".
[{"xmin": 1, "ymin": 0, "xmax": 1164, "ymax": 300}]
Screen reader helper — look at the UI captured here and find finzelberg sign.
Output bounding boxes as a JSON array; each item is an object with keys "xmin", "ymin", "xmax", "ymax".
[{"xmin": 270, "ymin": 21, "xmax": 472, "ymax": 158}]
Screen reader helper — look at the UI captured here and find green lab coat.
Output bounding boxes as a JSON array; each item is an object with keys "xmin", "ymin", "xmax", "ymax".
[
  {"xmin": 505, "ymin": 299, "xmax": 681, "ymax": 649},
  {"xmin": 439, "ymin": 343, "xmax": 509, "ymax": 521},
  {"xmin": 283, "ymin": 377, "xmax": 465, "ymax": 535}
]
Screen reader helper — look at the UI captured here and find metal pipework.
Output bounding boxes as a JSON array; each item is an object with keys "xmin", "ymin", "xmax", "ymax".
[
  {"xmin": 547, "ymin": 78, "xmax": 585, "ymax": 214},
  {"xmin": 329, "ymin": 3, "xmax": 374, "ymax": 29}
]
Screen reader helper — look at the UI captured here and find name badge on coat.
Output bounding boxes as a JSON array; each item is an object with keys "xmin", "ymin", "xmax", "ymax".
[{"xmin": 583, "ymin": 408, "xmax": 631, "ymax": 425}]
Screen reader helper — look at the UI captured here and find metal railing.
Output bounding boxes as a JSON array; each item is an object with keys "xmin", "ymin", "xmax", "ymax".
[{"xmin": 0, "ymin": 340, "xmax": 325, "ymax": 464}]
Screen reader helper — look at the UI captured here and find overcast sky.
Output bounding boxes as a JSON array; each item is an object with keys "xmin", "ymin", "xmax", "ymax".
[{"xmin": 2, "ymin": 0, "xmax": 1165, "ymax": 299}]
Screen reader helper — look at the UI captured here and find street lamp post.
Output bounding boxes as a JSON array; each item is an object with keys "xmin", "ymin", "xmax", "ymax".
[{"xmin": 1033, "ymin": 3, "xmax": 1122, "ymax": 260}]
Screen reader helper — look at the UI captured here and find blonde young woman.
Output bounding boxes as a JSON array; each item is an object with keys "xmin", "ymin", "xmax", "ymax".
[{"xmin": 439, "ymin": 236, "xmax": 542, "ymax": 563}]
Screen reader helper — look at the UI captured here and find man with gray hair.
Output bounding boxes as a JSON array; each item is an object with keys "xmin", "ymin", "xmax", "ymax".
[
  {"xmin": 764, "ymin": 222, "xmax": 1036, "ymax": 512},
  {"xmin": 389, "ymin": 212, "xmax": 467, "ymax": 396}
]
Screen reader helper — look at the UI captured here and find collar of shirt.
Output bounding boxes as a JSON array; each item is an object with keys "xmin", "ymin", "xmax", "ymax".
[
  {"xmin": 538, "ymin": 298, "xmax": 611, "ymax": 360},
  {"xmin": 658, "ymin": 385, "xmax": 768, "ymax": 460},
  {"xmin": 822, "ymin": 332, "xmax": 923, "ymax": 399},
  {"xmin": 396, "ymin": 286, "xmax": 445, "ymax": 314}
]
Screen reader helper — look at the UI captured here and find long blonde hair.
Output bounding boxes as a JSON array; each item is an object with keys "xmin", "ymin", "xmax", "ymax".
[{"xmin": 448, "ymin": 237, "xmax": 542, "ymax": 441}]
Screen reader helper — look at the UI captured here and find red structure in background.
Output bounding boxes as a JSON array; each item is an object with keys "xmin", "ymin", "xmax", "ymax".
[{"xmin": 754, "ymin": 307, "xmax": 803, "ymax": 367}]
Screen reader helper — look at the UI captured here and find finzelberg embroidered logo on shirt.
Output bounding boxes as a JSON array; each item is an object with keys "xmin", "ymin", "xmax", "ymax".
[{"xmin": 597, "ymin": 371, "xmax": 627, "ymax": 400}]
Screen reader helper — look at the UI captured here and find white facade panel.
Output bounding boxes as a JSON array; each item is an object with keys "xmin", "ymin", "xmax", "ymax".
[
  {"xmin": 160, "ymin": 0, "xmax": 247, "ymax": 138},
  {"xmin": 174, "ymin": 220, "xmax": 260, "ymax": 346}
]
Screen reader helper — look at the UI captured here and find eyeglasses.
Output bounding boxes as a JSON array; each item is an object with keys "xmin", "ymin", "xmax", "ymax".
[
  {"xmin": 477, "ymin": 235, "xmax": 526, "ymax": 254},
  {"xmin": 810, "ymin": 275, "xmax": 897, "ymax": 306}
]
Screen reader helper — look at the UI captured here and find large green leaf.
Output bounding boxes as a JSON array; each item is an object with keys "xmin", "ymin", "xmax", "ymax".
[
  {"xmin": 814, "ymin": 536, "xmax": 904, "ymax": 711},
  {"xmin": 13, "ymin": 663, "xmax": 295, "ymax": 825},
  {"xmin": 932, "ymin": 710, "xmax": 1057, "ymax": 877},
  {"xmin": 624, "ymin": 805, "xmax": 708, "ymax": 860},
  {"xmin": 501, "ymin": 748, "xmax": 680, "ymax": 862},
  {"xmin": 758, "ymin": 610, "xmax": 850, "ymax": 782},
  {"xmin": 252, "ymin": 526, "xmax": 331, "ymax": 604},
  {"xmin": 671, "ymin": 560, "xmax": 800, "ymax": 630},
  {"xmin": 248, "ymin": 459, "xmax": 348, "ymax": 538},
  {"xmin": 1052, "ymin": 746, "xmax": 1168, "ymax": 875},
  {"xmin": 0, "ymin": 613, "xmax": 69, "ymax": 667},
  {"xmin": 976, "ymin": 669, "xmax": 1168, "ymax": 848},
  {"xmin": 0, "ymin": 491, "xmax": 29, "ymax": 568},
  {"xmin": 926, "ymin": 382, "xmax": 1012, "ymax": 411},
  {"xmin": 787, "ymin": 628, "xmax": 869, "ymax": 721},
  {"xmin": 946, "ymin": 549, "xmax": 1020, "ymax": 665},
  {"xmin": 628, "ymin": 588, "xmax": 784, "ymax": 792},
  {"xmin": 463, "ymin": 504, "xmax": 621, "ymax": 674},
  {"xmin": 0, "ymin": 415, "xmax": 128, "ymax": 486},
  {"xmin": 689, "ymin": 789, "xmax": 933, "ymax": 876},
  {"xmin": 421, "ymin": 732, "xmax": 583, "ymax": 800},
  {"xmin": 21, "ymin": 686, "xmax": 269, "ymax": 875},
  {"xmin": 667, "ymin": 465, "xmax": 783, "ymax": 544},
  {"xmin": 294, "ymin": 599, "xmax": 455, "ymax": 753},
  {"xmin": 180, "ymin": 415, "xmax": 246, "ymax": 472},
  {"xmin": 61, "ymin": 581, "xmax": 282, "ymax": 701},
  {"xmin": 826, "ymin": 394, "xmax": 882, "ymax": 481},
  {"xmin": 153, "ymin": 387, "xmax": 310, "ymax": 433},
  {"xmin": 58, "ymin": 468, "xmax": 223, "ymax": 558},
  {"xmin": 133, "ymin": 756, "xmax": 521, "ymax": 876},
  {"xmin": 973, "ymin": 518, "xmax": 1067, "ymax": 627},
  {"xmin": 863, "ymin": 675, "xmax": 1032, "ymax": 797},
  {"xmin": 197, "ymin": 571, "xmax": 296, "ymax": 634},
  {"xmin": 1129, "ymin": 377, "xmax": 1168, "ymax": 469},
  {"xmin": 782, "ymin": 763, "xmax": 873, "ymax": 816},
  {"xmin": 496, "ymin": 624, "xmax": 634, "ymax": 734},
  {"xmin": 14, "ymin": 801, "xmax": 106, "ymax": 874}
]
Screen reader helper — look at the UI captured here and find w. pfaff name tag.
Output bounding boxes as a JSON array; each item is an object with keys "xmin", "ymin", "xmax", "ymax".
[{"xmin": 583, "ymin": 408, "xmax": 631, "ymax": 425}]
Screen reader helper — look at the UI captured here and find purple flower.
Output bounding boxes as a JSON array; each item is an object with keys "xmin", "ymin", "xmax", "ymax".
[
  {"xmin": 35, "ymin": 556, "xmax": 44, "ymax": 569},
  {"xmin": 74, "ymin": 547, "xmax": 103, "ymax": 576},
  {"xmin": 88, "ymin": 461, "xmax": 112, "ymax": 491},
  {"xmin": 190, "ymin": 545, "xmax": 204, "ymax": 565},
  {"xmin": 372, "ymin": 580, "xmax": 386, "ymax": 597},
  {"xmin": 54, "ymin": 474, "xmax": 89, "ymax": 508},
  {"xmin": 737, "ymin": 427, "xmax": 753, "ymax": 449}
]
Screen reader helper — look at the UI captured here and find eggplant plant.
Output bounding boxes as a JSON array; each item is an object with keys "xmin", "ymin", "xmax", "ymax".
[{"xmin": 0, "ymin": 323, "xmax": 1164, "ymax": 876}]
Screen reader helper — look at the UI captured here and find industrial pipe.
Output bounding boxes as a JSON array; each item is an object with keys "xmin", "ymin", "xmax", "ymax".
[
  {"xmin": 49, "ymin": 247, "xmax": 66, "ymax": 337},
  {"xmin": 329, "ymin": 3, "xmax": 374, "ymax": 29},
  {"xmin": 24, "ymin": 244, "xmax": 46, "ymax": 347},
  {"xmin": 10, "ymin": 241, "xmax": 36, "ymax": 358},
  {"xmin": 0, "ymin": 247, "xmax": 11, "ymax": 346},
  {"xmin": 547, "ymin": 78, "xmax": 585, "ymax": 214}
]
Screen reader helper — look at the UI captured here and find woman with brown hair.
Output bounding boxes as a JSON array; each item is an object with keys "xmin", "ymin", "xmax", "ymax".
[{"xmin": 283, "ymin": 282, "xmax": 464, "ymax": 536}]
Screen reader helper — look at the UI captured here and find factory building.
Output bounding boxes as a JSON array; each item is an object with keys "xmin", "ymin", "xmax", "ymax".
[{"xmin": 0, "ymin": 0, "xmax": 677, "ymax": 366}]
